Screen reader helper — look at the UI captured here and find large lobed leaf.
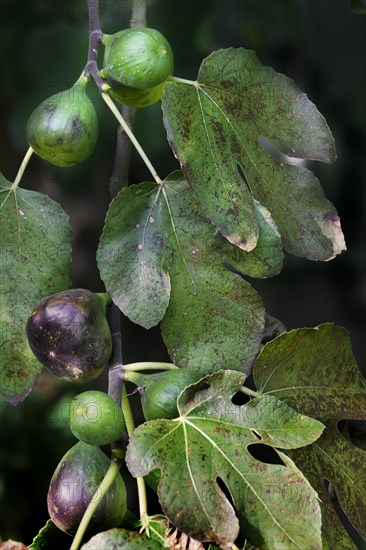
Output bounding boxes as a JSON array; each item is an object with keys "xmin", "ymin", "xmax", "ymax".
[
  {"xmin": 0, "ymin": 175, "xmax": 72, "ymax": 404},
  {"xmin": 126, "ymin": 370, "xmax": 324, "ymax": 549},
  {"xmin": 162, "ymin": 48, "xmax": 346, "ymax": 260},
  {"xmin": 253, "ymin": 323, "xmax": 366, "ymax": 547},
  {"xmin": 97, "ymin": 172, "xmax": 283, "ymax": 374}
]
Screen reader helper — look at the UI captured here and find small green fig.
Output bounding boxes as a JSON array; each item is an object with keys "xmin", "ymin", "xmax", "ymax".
[
  {"xmin": 69, "ymin": 390, "xmax": 125, "ymax": 446},
  {"xmin": 47, "ymin": 441, "xmax": 126, "ymax": 535},
  {"xmin": 26, "ymin": 78, "xmax": 98, "ymax": 167},
  {"xmin": 101, "ymin": 28, "xmax": 174, "ymax": 90},
  {"xmin": 26, "ymin": 289, "xmax": 112, "ymax": 383},
  {"xmin": 128, "ymin": 368, "xmax": 204, "ymax": 421},
  {"xmin": 105, "ymin": 80, "xmax": 166, "ymax": 109}
]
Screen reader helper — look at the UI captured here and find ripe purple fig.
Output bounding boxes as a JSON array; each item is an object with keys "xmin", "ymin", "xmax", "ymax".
[
  {"xmin": 26, "ymin": 289, "xmax": 112, "ymax": 382},
  {"xmin": 47, "ymin": 441, "xmax": 126, "ymax": 535}
]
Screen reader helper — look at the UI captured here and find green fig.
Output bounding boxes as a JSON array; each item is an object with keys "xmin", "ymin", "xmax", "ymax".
[
  {"xmin": 26, "ymin": 289, "xmax": 112, "ymax": 382},
  {"xmin": 101, "ymin": 28, "xmax": 174, "ymax": 90},
  {"xmin": 47, "ymin": 441, "xmax": 126, "ymax": 535},
  {"xmin": 69, "ymin": 390, "xmax": 125, "ymax": 446},
  {"xmin": 127, "ymin": 368, "xmax": 204, "ymax": 421},
  {"xmin": 26, "ymin": 78, "xmax": 99, "ymax": 167},
  {"xmin": 106, "ymin": 80, "xmax": 166, "ymax": 109}
]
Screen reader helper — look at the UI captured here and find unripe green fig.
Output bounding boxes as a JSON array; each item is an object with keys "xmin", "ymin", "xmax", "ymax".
[
  {"xmin": 106, "ymin": 80, "xmax": 166, "ymax": 109},
  {"xmin": 128, "ymin": 368, "xmax": 204, "ymax": 421},
  {"xmin": 47, "ymin": 441, "xmax": 126, "ymax": 535},
  {"xmin": 101, "ymin": 27, "xmax": 174, "ymax": 90},
  {"xmin": 26, "ymin": 289, "xmax": 112, "ymax": 382},
  {"xmin": 26, "ymin": 78, "xmax": 98, "ymax": 167},
  {"xmin": 69, "ymin": 390, "xmax": 125, "ymax": 446}
]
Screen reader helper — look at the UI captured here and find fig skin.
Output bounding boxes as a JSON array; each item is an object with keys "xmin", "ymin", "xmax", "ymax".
[
  {"xmin": 47, "ymin": 441, "xmax": 126, "ymax": 535},
  {"xmin": 106, "ymin": 80, "xmax": 166, "ymax": 109},
  {"xmin": 141, "ymin": 368, "xmax": 204, "ymax": 421},
  {"xmin": 101, "ymin": 27, "xmax": 174, "ymax": 90},
  {"xmin": 26, "ymin": 289, "xmax": 112, "ymax": 383},
  {"xmin": 69, "ymin": 390, "xmax": 125, "ymax": 446},
  {"xmin": 26, "ymin": 79, "xmax": 99, "ymax": 167}
]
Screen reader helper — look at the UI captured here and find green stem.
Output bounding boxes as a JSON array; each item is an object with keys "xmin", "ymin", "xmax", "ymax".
[
  {"xmin": 121, "ymin": 384, "xmax": 148, "ymax": 520},
  {"xmin": 101, "ymin": 92, "xmax": 162, "ymax": 185},
  {"xmin": 239, "ymin": 386, "xmax": 261, "ymax": 399},
  {"xmin": 123, "ymin": 361, "xmax": 178, "ymax": 372},
  {"xmin": 10, "ymin": 147, "xmax": 34, "ymax": 191},
  {"xmin": 70, "ymin": 458, "xmax": 123, "ymax": 550},
  {"xmin": 124, "ymin": 371, "xmax": 146, "ymax": 387},
  {"xmin": 167, "ymin": 75, "xmax": 198, "ymax": 87}
]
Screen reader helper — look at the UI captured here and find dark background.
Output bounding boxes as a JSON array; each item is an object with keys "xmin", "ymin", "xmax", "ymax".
[{"xmin": 0, "ymin": 0, "xmax": 365, "ymax": 545}]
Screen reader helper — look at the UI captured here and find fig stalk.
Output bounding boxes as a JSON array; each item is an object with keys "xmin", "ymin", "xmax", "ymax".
[{"xmin": 70, "ymin": 457, "xmax": 123, "ymax": 550}]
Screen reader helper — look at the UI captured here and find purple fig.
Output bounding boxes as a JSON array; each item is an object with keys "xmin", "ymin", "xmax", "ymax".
[
  {"xmin": 26, "ymin": 289, "xmax": 112, "ymax": 382},
  {"xmin": 47, "ymin": 441, "xmax": 126, "ymax": 535}
]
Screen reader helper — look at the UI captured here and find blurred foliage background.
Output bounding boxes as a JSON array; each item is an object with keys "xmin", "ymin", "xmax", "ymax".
[{"xmin": 0, "ymin": 0, "xmax": 365, "ymax": 546}]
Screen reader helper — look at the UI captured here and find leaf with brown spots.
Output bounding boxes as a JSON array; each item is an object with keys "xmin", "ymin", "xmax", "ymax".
[
  {"xmin": 98, "ymin": 171, "xmax": 283, "ymax": 375},
  {"xmin": 126, "ymin": 370, "xmax": 324, "ymax": 549},
  {"xmin": 253, "ymin": 323, "xmax": 366, "ymax": 548},
  {"xmin": 0, "ymin": 174, "xmax": 72, "ymax": 404},
  {"xmin": 162, "ymin": 48, "xmax": 345, "ymax": 261}
]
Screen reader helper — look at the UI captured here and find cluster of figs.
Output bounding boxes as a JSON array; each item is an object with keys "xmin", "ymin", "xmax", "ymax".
[
  {"xmin": 24, "ymin": 25, "xmax": 202, "ymax": 539},
  {"xmin": 26, "ymin": 287, "xmax": 202, "ymax": 536},
  {"xmin": 26, "ymin": 27, "xmax": 174, "ymax": 167}
]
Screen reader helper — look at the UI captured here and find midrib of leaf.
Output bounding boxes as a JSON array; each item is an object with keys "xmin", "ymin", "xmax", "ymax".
[
  {"xmin": 161, "ymin": 185, "xmax": 197, "ymax": 290},
  {"xmin": 257, "ymin": 345, "xmax": 303, "ymax": 393},
  {"xmin": 197, "ymin": 84, "xmax": 289, "ymax": 212},
  {"xmin": 182, "ymin": 420, "xmax": 216, "ymax": 531},
  {"xmin": 139, "ymin": 185, "xmax": 163, "ymax": 290},
  {"xmin": 196, "ymin": 88, "xmax": 232, "ymax": 201},
  {"xmin": 182, "ymin": 417, "xmax": 301, "ymax": 548},
  {"xmin": 195, "ymin": 81, "xmax": 332, "ymax": 252}
]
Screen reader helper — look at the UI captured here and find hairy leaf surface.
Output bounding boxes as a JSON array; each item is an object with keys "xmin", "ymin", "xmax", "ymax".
[
  {"xmin": 253, "ymin": 324, "xmax": 366, "ymax": 547},
  {"xmin": 126, "ymin": 370, "xmax": 323, "ymax": 549},
  {"xmin": 162, "ymin": 48, "xmax": 345, "ymax": 260},
  {"xmin": 0, "ymin": 176, "xmax": 72, "ymax": 404},
  {"xmin": 98, "ymin": 172, "xmax": 283, "ymax": 373}
]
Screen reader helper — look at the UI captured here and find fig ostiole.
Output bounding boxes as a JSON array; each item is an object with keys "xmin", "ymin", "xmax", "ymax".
[
  {"xmin": 26, "ymin": 289, "xmax": 112, "ymax": 383},
  {"xmin": 69, "ymin": 390, "xmax": 125, "ymax": 446},
  {"xmin": 26, "ymin": 77, "xmax": 99, "ymax": 167},
  {"xmin": 47, "ymin": 441, "xmax": 126, "ymax": 535},
  {"xmin": 125, "ymin": 368, "xmax": 204, "ymax": 421}
]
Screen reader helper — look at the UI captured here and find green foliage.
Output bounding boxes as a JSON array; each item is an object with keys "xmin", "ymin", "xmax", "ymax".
[
  {"xmin": 98, "ymin": 172, "xmax": 285, "ymax": 373},
  {"xmin": 126, "ymin": 370, "xmax": 324, "ymax": 549},
  {"xmin": 1, "ymin": 2, "xmax": 365, "ymax": 548},
  {"xmin": 253, "ymin": 324, "xmax": 366, "ymax": 547},
  {"xmin": 162, "ymin": 49, "xmax": 345, "ymax": 260},
  {"xmin": 0, "ymin": 175, "xmax": 72, "ymax": 403}
]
